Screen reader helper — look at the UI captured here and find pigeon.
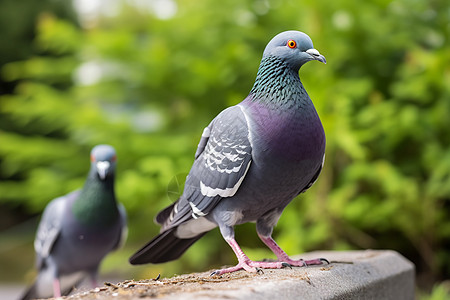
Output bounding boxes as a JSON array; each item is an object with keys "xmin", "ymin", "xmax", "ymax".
[
  {"xmin": 129, "ymin": 30, "xmax": 327, "ymax": 275},
  {"xmin": 21, "ymin": 145, "xmax": 127, "ymax": 299}
]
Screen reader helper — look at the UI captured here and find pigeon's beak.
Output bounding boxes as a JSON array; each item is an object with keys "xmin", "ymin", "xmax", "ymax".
[
  {"xmin": 96, "ymin": 161, "xmax": 110, "ymax": 180},
  {"xmin": 306, "ymin": 49, "xmax": 327, "ymax": 64}
]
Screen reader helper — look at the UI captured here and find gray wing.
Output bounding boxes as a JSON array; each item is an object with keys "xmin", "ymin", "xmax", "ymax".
[
  {"xmin": 160, "ymin": 105, "xmax": 252, "ymax": 229},
  {"xmin": 113, "ymin": 203, "xmax": 128, "ymax": 250},
  {"xmin": 34, "ymin": 191, "xmax": 78, "ymax": 269}
]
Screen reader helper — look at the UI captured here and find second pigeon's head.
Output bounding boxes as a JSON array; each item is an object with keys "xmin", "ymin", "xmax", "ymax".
[
  {"xmin": 262, "ymin": 30, "xmax": 326, "ymax": 70},
  {"xmin": 90, "ymin": 144, "xmax": 117, "ymax": 180}
]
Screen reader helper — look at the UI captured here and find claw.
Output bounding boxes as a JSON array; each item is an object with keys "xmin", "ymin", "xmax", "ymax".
[
  {"xmin": 320, "ymin": 258, "xmax": 330, "ymax": 264},
  {"xmin": 256, "ymin": 268, "xmax": 264, "ymax": 275},
  {"xmin": 299, "ymin": 259, "xmax": 308, "ymax": 267},
  {"xmin": 281, "ymin": 262, "xmax": 292, "ymax": 269},
  {"xmin": 153, "ymin": 274, "xmax": 161, "ymax": 281},
  {"xmin": 210, "ymin": 270, "xmax": 220, "ymax": 277}
]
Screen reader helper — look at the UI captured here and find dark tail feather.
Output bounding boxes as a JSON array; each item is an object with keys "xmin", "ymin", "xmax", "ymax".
[
  {"xmin": 20, "ymin": 281, "xmax": 76, "ymax": 300},
  {"xmin": 129, "ymin": 228, "xmax": 205, "ymax": 265},
  {"xmin": 20, "ymin": 270, "xmax": 84, "ymax": 300},
  {"xmin": 154, "ymin": 202, "xmax": 176, "ymax": 225},
  {"xmin": 19, "ymin": 281, "xmax": 39, "ymax": 300}
]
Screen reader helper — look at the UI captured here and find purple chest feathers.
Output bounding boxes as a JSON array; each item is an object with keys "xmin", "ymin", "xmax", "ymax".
[{"xmin": 250, "ymin": 104, "xmax": 325, "ymax": 163}]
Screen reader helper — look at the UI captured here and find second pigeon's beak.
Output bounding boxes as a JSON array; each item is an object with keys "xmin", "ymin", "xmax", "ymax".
[
  {"xmin": 306, "ymin": 49, "xmax": 327, "ymax": 64},
  {"xmin": 96, "ymin": 161, "xmax": 110, "ymax": 180}
]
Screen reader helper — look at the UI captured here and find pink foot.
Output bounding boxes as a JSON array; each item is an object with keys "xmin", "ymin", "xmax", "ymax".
[
  {"xmin": 211, "ymin": 258, "xmax": 291, "ymax": 275},
  {"xmin": 258, "ymin": 234, "xmax": 329, "ymax": 267},
  {"xmin": 212, "ymin": 237, "xmax": 329, "ymax": 276},
  {"xmin": 211, "ymin": 257, "xmax": 328, "ymax": 276},
  {"xmin": 278, "ymin": 257, "xmax": 329, "ymax": 267}
]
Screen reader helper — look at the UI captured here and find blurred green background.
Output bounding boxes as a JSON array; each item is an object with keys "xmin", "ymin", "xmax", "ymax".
[{"xmin": 0, "ymin": 0, "xmax": 449, "ymax": 298}]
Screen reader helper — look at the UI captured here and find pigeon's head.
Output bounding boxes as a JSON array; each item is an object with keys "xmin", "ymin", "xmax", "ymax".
[
  {"xmin": 262, "ymin": 31, "xmax": 326, "ymax": 70},
  {"xmin": 90, "ymin": 144, "xmax": 117, "ymax": 180}
]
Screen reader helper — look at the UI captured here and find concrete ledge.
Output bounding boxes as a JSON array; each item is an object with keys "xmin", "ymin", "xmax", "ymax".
[{"xmin": 68, "ymin": 250, "xmax": 415, "ymax": 300}]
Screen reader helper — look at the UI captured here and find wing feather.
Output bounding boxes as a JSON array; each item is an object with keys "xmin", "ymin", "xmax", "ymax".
[
  {"xmin": 34, "ymin": 191, "xmax": 78, "ymax": 269},
  {"xmin": 161, "ymin": 105, "xmax": 252, "ymax": 230}
]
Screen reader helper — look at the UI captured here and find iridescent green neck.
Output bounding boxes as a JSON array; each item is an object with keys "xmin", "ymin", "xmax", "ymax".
[
  {"xmin": 72, "ymin": 170, "xmax": 118, "ymax": 227},
  {"xmin": 250, "ymin": 56, "xmax": 308, "ymax": 110}
]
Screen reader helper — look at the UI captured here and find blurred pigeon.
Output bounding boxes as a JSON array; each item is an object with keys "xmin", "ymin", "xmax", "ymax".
[
  {"xmin": 129, "ymin": 31, "xmax": 327, "ymax": 274},
  {"xmin": 21, "ymin": 145, "xmax": 127, "ymax": 299}
]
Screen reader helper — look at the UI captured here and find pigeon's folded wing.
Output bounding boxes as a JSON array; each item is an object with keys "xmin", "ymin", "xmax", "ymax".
[
  {"xmin": 161, "ymin": 105, "xmax": 252, "ymax": 229},
  {"xmin": 113, "ymin": 203, "xmax": 128, "ymax": 250},
  {"xmin": 34, "ymin": 191, "xmax": 78, "ymax": 269}
]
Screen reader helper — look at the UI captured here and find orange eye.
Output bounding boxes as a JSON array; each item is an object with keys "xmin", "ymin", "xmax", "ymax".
[{"xmin": 287, "ymin": 39, "xmax": 297, "ymax": 49}]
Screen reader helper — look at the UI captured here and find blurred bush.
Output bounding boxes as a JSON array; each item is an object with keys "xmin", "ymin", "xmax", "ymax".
[{"xmin": 0, "ymin": 0, "xmax": 449, "ymax": 294}]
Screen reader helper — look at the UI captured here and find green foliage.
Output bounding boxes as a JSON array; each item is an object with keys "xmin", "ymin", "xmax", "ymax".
[
  {"xmin": 0, "ymin": 0, "xmax": 449, "ymax": 294},
  {"xmin": 419, "ymin": 282, "xmax": 450, "ymax": 300}
]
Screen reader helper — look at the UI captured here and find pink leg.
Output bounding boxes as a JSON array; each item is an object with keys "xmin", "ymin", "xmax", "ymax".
[
  {"xmin": 91, "ymin": 277, "xmax": 98, "ymax": 288},
  {"xmin": 53, "ymin": 278, "xmax": 61, "ymax": 298},
  {"xmin": 258, "ymin": 234, "xmax": 328, "ymax": 267},
  {"xmin": 89, "ymin": 271, "xmax": 99, "ymax": 288},
  {"xmin": 211, "ymin": 237, "xmax": 291, "ymax": 276}
]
